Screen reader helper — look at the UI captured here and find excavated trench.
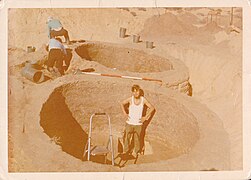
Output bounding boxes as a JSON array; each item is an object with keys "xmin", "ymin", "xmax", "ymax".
[
  {"xmin": 40, "ymin": 80, "xmax": 200, "ymax": 166},
  {"xmin": 38, "ymin": 42, "xmax": 197, "ymax": 166},
  {"xmin": 74, "ymin": 42, "xmax": 192, "ymax": 95},
  {"xmin": 8, "ymin": 42, "xmax": 231, "ymax": 171},
  {"xmin": 75, "ymin": 43, "xmax": 173, "ymax": 73}
]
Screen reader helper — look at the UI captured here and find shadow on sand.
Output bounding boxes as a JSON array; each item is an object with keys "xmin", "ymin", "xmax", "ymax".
[{"xmin": 40, "ymin": 87, "xmax": 88, "ymax": 160}]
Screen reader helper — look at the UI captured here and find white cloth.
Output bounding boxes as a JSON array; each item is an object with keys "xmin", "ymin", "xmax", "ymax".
[
  {"xmin": 48, "ymin": 38, "xmax": 66, "ymax": 55},
  {"xmin": 52, "ymin": 26, "xmax": 62, "ymax": 31},
  {"xmin": 126, "ymin": 96, "xmax": 144, "ymax": 125}
]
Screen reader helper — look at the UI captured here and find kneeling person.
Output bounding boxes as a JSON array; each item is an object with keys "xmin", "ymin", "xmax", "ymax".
[{"xmin": 47, "ymin": 37, "xmax": 66, "ymax": 76}]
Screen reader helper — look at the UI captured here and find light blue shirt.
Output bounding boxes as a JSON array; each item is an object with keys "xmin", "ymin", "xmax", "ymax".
[
  {"xmin": 48, "ymin": 38, "xmax": 66, "ymax": 55},
  {"xmin": 47, "ymin": 19, "xmax": 63, "ymax": 38}
]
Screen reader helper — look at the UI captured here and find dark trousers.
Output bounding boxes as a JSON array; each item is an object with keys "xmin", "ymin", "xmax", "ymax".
[
  {"xmin": 64, "ymin": 49, "xmax": 72, "ymax": 71},
  {"xmin": 48, "ymin": 49, "xmax": 64, "ymax": 75},
  {"xmin": 50, "ymin": 28, "xmax": 70, "ymax": 42},
  {"xmin": 123, "ymin": 123, "xmax": 142, "ymax": 154}
]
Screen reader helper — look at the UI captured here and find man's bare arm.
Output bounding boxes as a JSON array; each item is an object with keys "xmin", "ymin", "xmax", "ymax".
[
  {"xmin": 143, "ymin": 98, "xmax": 155, "ymax": 121},
  {"xmin": 120, "ymin": 97, "xmax": 131, "ymax": 116}
]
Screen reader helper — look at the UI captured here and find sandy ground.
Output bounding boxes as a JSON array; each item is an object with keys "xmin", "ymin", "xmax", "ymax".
[{"xmin": 8, "ymin": 8, "xmax": 242, "ymax": 171}]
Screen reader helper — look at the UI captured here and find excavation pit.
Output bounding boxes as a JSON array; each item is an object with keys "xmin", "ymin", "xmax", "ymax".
[
  {"xmin": 75, "ymin": 43, "xmax": 173, "ymax": 73},
  {"xmin": 73, "ymin": 42, "xmax": 191, "ymax": 95},
  {"xmin": 40, "ymin": 80, "xmax": 200, "ymax": 166}
]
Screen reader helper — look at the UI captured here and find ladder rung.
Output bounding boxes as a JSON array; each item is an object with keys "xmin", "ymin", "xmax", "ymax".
[{"xmin": 91, "ymin": 146, "xmax": 110, "ymax": 156}]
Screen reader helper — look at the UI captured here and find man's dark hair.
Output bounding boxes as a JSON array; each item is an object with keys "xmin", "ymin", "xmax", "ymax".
[
  {"xmin": 131, "ymin": 84, "xmax": 140, "ymax": 92},
  {"xmin": 139, "ymin": 88, "xmax": 144, "ymax": 97}
]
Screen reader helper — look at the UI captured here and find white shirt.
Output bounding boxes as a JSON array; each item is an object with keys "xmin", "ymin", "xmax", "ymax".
[
  {"xmin": 48, "ymin": 38, "xmax": 67, "ymax": 55},
  {"xmin": 127, "ymin": 96, "xmax": 144, "ymax": 125}
]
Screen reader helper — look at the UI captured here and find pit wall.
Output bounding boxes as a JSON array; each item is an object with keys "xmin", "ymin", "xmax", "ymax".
[
  {"xmin": 155, "ymin": 42, "xmax": 242, "ymax": 97},
  {"xmin": 165, "ymin": 79, "xmax": 191, "ymax": 95},
  {"xmin": 154, "ymin": 42, "xmax": 242, "ymax": 170},
  {"xmin": 72, "ymin": 42, "xmax": 192, "ymax": 96}
]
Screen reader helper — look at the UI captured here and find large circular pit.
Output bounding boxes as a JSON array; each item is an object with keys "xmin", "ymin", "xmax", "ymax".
[
  {"xmin": 40, "ymin": 79, "xmax": 200, "ymax": 165},
  {"xmin": 73, "ymin": 42, "xmax": 191, "ymax": 95},
  {"xmin": 75, "ymin": 43, "xmax": 173, "ymax": 73}
]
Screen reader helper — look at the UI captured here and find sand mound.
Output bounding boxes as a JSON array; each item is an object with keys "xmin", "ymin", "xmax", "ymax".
[
  {"xmin": 199, "ymin": 22, "xmax": 223, "ymax": 33},
  {"xmin": 140, "ymin": 12, "xmax": 198, "ymax": 40},
  {"xmin": 178, "ymin": 12, "xmax": 201, "ymax": 25}
]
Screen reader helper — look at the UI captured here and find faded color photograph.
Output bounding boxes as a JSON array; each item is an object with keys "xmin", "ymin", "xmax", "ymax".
[{"xmin": 8, "ymin": 8, "xmax": 242, "ymax": 172}]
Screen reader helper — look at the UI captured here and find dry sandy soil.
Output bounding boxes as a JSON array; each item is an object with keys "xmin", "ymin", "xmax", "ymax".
[{"xmin": 8, "ymin": 8, "xmax": 242, "ymax": 172}]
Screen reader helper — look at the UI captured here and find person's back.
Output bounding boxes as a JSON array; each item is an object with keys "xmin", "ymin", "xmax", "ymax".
[
  {"xmin": 47, "ymin": 38, "xmax": 66, "ymax": 75},
  {"xmin": 47, "ymin": 17, "xmax": 70, "ymax": 44},
  {"xmin": 48, "ymin": 38, "xmax": 66, "ymax": 54}
]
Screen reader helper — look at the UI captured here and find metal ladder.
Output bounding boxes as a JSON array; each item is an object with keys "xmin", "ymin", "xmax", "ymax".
[{"xmin": 84, "ymin": 113, "xmax": 114, "ymax": 165}]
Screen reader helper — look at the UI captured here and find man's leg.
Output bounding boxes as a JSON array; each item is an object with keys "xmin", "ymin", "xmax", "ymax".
[
  {"xmin": 55, "ymin": 51, "xmax": 64, "ymax": 75},
  {"xmin": 47, "ymin": 50, "xmax": 56, "ymax": 71},
  {"xmin": 133, "ymin": 125, "xmax": 142, "ymax": 154},
  {"xmin": 123, "ymin": 124, "xmax": 133, "ymax": 153},
  {"xmin": 64, "ymin": 49, "xmax": 73, "ymax": 71},
  {"xmin": 61, "ymin": 28, "xmax": 70, "ymax": 43}
]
